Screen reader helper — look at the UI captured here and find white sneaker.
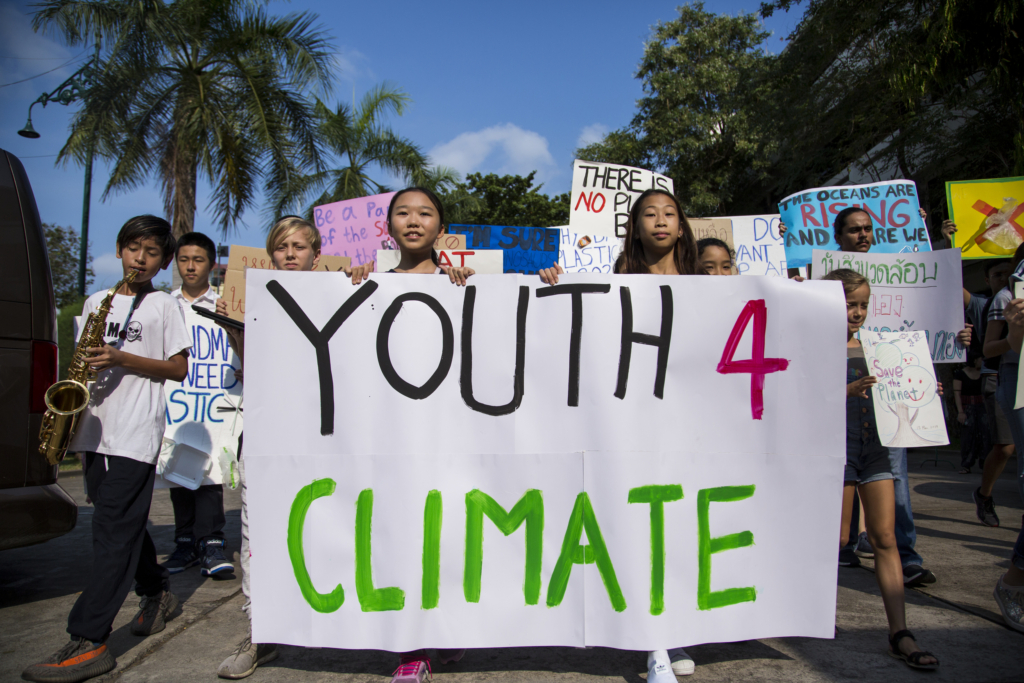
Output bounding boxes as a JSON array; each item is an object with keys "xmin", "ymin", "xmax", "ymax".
[
  {"xmin": 669, "ymin": 647, "xmax": 695, "ymax": 676},
  {"xmin": 647, "ymin": 659, "xmax": 677, "ymax": 682}
]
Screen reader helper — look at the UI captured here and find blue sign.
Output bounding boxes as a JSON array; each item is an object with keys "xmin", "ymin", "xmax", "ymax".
[
  {"xmin": 779, "ymin": 180, "xmax": 930, "ymax": 268},
  {"xmin": 448, "ymin": 224, "xmax": 560, "ymax": 274}
]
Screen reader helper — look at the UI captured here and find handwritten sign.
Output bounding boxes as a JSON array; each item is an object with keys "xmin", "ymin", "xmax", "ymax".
[
  {"xmin": 558, "ymin": 227, "xmax": 623, "ymax": 274},
  {"xmin": 374, "ymin": 249, "xmax": 504, "ymax": 274},
  {"xmin": 447, "ymin": 224, "xmax": 560, "ymax": 274},
  {"xmin": 861, "ymin": 330, "xmax": 949, "ymax": 447},
  {"xmin": 314, "ymin": 191, "xmax": 397, "ymax": 266},
  {"xmin": 158, "ymin": 302, "xmax": 243, "ymax": 488},
  {"xmin": 244, "ymin": 271, "xmax": 846, "ymax": 651},
  {"xmin": 726, "ymin": 215, "xmax": 788, "ymax": 278},
  {"xmin": 221, "ymin": 245, "xmax": 350, "ymax": 322},
  {"xmin": 812, "ymin": 249, "xmax": 964, "ymax": 362},
  {"xmin": 569, "ymin": 160, "xmax": 674, "ymax": 238},
  {"xmin": 780, "ymin": 180, "xmax": 931, "ymax": 268},
  {"xmin": 690, "ymin": 218, "xmax": 734, "ymax": 251},
  {"xmin": 946, "ymin": 176, "xmax": 1024, "ymax": 260}
]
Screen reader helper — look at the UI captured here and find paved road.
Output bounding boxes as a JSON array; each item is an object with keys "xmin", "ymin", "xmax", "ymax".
[{"xmin": 2, "ymin": 449, "xmax": 1023, "ymax": 682}]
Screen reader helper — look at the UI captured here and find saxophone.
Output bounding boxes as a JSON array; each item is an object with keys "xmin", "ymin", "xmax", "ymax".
[{"xmin": 38, "ymin": 269, "xmax": 138, "ymax": 465}]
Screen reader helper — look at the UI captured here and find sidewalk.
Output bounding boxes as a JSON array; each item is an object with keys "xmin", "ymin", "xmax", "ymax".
[{"xmin": 1, "ymin": 449, "xmax": 1021, "ymax": 682}]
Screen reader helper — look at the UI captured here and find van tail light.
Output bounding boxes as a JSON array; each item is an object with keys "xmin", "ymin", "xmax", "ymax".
[{"xmin": 30, "ymin": 340, "xmax": 58, "ymax": 413}]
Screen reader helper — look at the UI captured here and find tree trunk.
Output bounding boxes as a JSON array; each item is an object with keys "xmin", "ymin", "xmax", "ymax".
[{"xmin": 886, "ymin": 402, "xmax": 940, "ymax": 448}]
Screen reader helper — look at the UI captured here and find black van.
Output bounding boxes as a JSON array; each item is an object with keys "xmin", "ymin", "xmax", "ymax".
[{"xmin": 0, "ymin": 148, "xmax": 77, "ymax": 550}]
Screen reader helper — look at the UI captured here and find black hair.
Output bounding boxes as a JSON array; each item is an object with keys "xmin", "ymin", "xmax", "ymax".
[
  {"xmin": 966, "ymin": 350, "xmax": 983, "ymax": 365},
  {"xmin": 117, "ymin": 215, "xmax": 176, "ymax": 261},
  {"xmin": 614, "ymin": 189, "xmax": 701, "ymax": 275},
  {"xmin": 833, "ymin": 206, "xmax": 870, "ymax": 243},
  {"xmin": 387, "ymin": 187, "xmax": 446, "ymax": 266},
  {"xmin": 983, "ymin": 259, "xmax": 1011, "ymax": 278},
  {"xmin": 697, "ymin": 237, "xmax": 733, "ymax": 259},
  {"xmin": 176, "ymin": 231, "xmax": 216, "ymax": 262}
]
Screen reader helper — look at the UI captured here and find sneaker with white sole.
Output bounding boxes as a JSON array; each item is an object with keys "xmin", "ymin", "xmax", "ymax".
[
  {"xmin": 217, "ymin": 632, "xmax": 279, "ymax": 679},
  {"xmin": 647, "ymin": 658, "xmax": 676, "ymax": 683},
  {"xmin": 854, "ymin": 531, "xmax": 874, "ymax": 559},
  {"xmin": 391, "ymin": 658, "xmax": 430, "ymax": 682},
  {"xmin": 993, "ymin": 576, "xmax": 1024, "ymax": 633},
  {"xmin": 200, "ymin": 538, "xmax": 234, "ymax": 576},
  {"xmin": 669, "ymin": 647, "xmax": 695, "ymax": 676}
]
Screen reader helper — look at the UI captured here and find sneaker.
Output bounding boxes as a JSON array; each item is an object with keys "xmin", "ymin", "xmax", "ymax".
[
  {"xmin": 647, "ymin": 658, "xmax": 676, "ymax": 683},
  {"xmin": 391, "ymin": 658, "xmax": 430, "ymax": 682},
  {"xmin": 21, "ymin": 637, "xmax": 116, "ymax": 683},
  {"xmin": 436, "ymin": 648, "xmax": 465, "ymax": 664},
  {"xmin": 903, "ymin": 565, "xmax": 937, "ymax": 587},
  {"xmin": 854, "ymin": 531, "xmax": 874, "ymax": 559},
  {"xmin": 838, "ymin": 546, "xmax": 860, "ymax": 567},
  {"xmin": 993, "ymin": 576, "xmax": 1024, "ymax": 633},
  {"xmin": 669, "ymin": 647, "xmax": 695, "ymax": 676},
  {"xmin": 130, "ymin": 590, "xmax": 179, "ymax": 636},
  {"xmin": 200, "ymin": 538, "xmax": 234, "ymax": 576},
  {"xmin": 162, "ymin": 536, "xmax": 199, "ymax": 574},
  {"xmin": 973, "ymin": 488, "xmax": 999, "ymax": 527},
  {"xmin": 217, "ymin": 633, "xmax": 279, "ymax": 679}
]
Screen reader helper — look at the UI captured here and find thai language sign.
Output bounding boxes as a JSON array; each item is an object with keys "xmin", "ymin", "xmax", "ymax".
[
  {"xmin": 314, "ymin": 192, "xmax": 397, "ymax": 266},
  {"xmin": 781, "ymin": 180, "xmax": 931, "ymax": 268},
  {"xmin": 569, "ymin": 160, "xmax": 674, "ymax": 238},
  {"xmin": 812, "ymin": 249, "xmax": 965, "ymax": 362},
  {"xmin": 244, "ymin": 272, "xmax": 846, "ymax": 650},
  {"xmin": 946, "ymin": 176, "xmax": 1024, "ymax": 260}
]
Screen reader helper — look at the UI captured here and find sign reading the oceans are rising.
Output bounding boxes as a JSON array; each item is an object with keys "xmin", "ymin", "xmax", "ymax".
[
  {"xmin": 244, "ymin": 271, "xmax": 846, "ymax": 651},
  {"xmin": 780, "ymin": 180, "xmax": 930, "ymax": 268}
]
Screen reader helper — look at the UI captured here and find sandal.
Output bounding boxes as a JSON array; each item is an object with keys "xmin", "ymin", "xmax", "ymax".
[{"xmin": 888, "ymin": 629, "xmax": 939, "ymax": 670}]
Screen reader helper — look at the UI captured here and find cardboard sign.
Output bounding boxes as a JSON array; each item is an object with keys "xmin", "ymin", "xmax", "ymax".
[
  {"xmin": 946, "ymin": 176, "xmax": 1024, "ymax": 259},
  {"xmin": 558, "ymin": 227, "xmax": 623, "ymax": 274},
  {"xmin": 812, "ymin": 249, "xmax": 965, "ymax": 362},
  {"xmin": 435, "ymin": 233, "xmax": 467, "ymax": 251},
  {"xmin": 221, "ymin": 245, "xmax": 350, "ymax": 322},
  {"xmin": 780, "ymin": 180, "xmax": 931, "ymax": 268},
  {"xmin": 726, "ymin": 215, "xmax": 788, "ymax": 278},
  {"xmin": 447, "ymin": 224, "xmax": 560, "ymax": 274},
  {"xmin": 690, "ymin": 218, "xmax": 734, "ymax": 251},
  {"xmin": 244, "ymin": 271, "xmax": 847, "ymax": 651},
  {"xmin": 569, "ymin": 160, "xmax": 674, "ymax": 238},
  {"xmin": 374, "ymin": 249, "xmax": 504, "ymax": 274},
  {"xmin": 861, "ymin": 330, "xmax": 949, "ymax": 447},
  {"xmin": 314, "ymin": 192, "xmax": 397, "ymax": 266}
]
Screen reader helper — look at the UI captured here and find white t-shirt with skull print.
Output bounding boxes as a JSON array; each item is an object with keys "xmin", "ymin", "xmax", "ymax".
[{"xmin": 69, "ymin": 289, "xmax": 191, "ymax": 464}]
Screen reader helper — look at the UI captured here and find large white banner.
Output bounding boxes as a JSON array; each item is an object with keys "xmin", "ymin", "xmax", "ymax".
[
  {"xmin": 569, "ymin": 161, "xmax": 674, "ymax": 238},
  {"xmin": 244, "ymin": 272, "xmax": 847, "ymax": 650},
  {"xmin": 811, "ymin": 249, "xmax": 965, "ymax": 362}
]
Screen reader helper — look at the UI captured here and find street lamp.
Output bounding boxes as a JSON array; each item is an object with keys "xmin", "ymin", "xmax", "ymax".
[{"xmin": 18, "ymin": 46, "xmax": 100, "ymax": 297}]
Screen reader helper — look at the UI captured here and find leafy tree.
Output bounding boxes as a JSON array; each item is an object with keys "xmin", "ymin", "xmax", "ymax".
[
  {"xmin": 455, "ymin": 172, "xmax": 569, "ymax": 228},
  {"xmin": 56, "ymin": 295, "xmax": 87, "ymax": 381},
  {"xmin": 33, "ymin": 0, "xmax": 334, "ymax": 238},
  {"xmin": 272, "ymin": 85, "xmax": 434, "ymax": 219},
  {"xmin": 576, "ymin": 3, "xmax": 775, "ymax": 216},
  {"xmin": 43, "ymin": 223, "xmax": 93, "ymax": 308}
]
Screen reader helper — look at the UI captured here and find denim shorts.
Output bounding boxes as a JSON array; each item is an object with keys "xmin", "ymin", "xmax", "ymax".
[{"xmin": 845, "ymin": 445, "xmax": 894, "ymax": 484}]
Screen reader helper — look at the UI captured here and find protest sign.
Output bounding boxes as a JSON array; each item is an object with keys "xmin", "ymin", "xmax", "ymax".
[
  {"xmin": 946, "ymin": 176, "xmax": 1024, "ymax": 259},
  {"xmin": 690, "ymin": 218, "xmax": 734, "ymax": 251},
  {"xmin": 447, "ymin": 224, "xmax": 560, "ymax": 274},
  {"xmin": 314, "ymin": 191, "xmax": 397, "ymax": 266},
  {"xmin": 220, "ymin": 245, "xmax": 350, "ymax": 322},
  {"xmin": 375, "ymin": 249, "xmax": 504, "ymax": 274},
  {"xmin": 569, "ymin": 160, "xmax": 673, "ymax": 238},
  {"xmin": 158, "ymin": 303, "xmax": 243, "ymax": 488},
  {"xmin": 435, "ymin": 233, "xmax": 467, "ymax": 251},
  {"xmin": 780, "ymin": 180, "xmax": 931, "ymax": 268},
  {"xmin": 558, "ymin": 227, "xmax": 623, "ymax": 274},
  {"xmin": 812, "ymin": 249, "xmax": 964, "ymax": 362},
  {"xmin": 861, "ymin": 330, "xmax": 949, "ymax": 447},
  {"xmin": 727, "ymin": 215, "xmax": 788, "ymax": 278},
  {"xmin": 1016, "ymin": 281, "xmax": 1024, "ymax": 410},
  {"xmin": 244, "ymin": 271, "xmax": 847, "ymax": 650}
]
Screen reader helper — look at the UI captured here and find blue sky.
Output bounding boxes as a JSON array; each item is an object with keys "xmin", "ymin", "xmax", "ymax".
[{"xmin": 0, "ymin": 0, "xmax": 802, "ymax": 289}]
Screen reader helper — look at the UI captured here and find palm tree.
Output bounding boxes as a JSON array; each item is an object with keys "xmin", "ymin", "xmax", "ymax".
[
  {"xmin": 33, "ymin": 0, "xmax": 334, "ymax": 238},
  {"xmin": 271, "ymin": 84, "xmax": 441, "ymax": 218}
]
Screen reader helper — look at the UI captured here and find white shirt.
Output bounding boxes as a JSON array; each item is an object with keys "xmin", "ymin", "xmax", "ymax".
[
  {"xmin": 69, "ymin": 289, "xmax": 192, "ymax": 464},
  {"xmin": 171, "ymin": 285, "xmax": 218, "ymax": 312}
]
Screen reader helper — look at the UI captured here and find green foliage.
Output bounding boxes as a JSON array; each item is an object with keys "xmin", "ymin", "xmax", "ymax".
[
  {"xmin": 56, "ymin": 295, "xmax": 87, "ymax": 381},
  {"xmin": 33, "ymin": 0, "xmax": 335, "ymax": 238},
  {"xmin": 44, "ymin": 224, "xmax": 93, "ymax": 308},
  {"xmin": 456, "ymin": 172, "xmax": 569, "ymax": 228}
]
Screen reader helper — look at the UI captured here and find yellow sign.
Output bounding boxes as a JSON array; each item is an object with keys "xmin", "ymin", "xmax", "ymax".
[{"xmin": 946, "ymin": 176, "xmax": 1024, "ymax": 259}]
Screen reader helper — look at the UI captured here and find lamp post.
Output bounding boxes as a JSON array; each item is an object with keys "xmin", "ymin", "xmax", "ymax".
[{"xmin": 18, "ymin": 42, "xmax": 100, "ymax": 297}]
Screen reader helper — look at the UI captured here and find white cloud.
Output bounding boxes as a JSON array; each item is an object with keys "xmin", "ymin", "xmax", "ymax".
[
  {"xmin": 0, "ymin": 4, "xmax": 80, "ymax": 91},
  {"xmin": 428, "ymin": 124, "xmax": 557, "ymax": 182},
  {"xmin": 92, "ymin": 252, "xmax": 124, "ymax": 289},
  {"xmin": 576, "ymin": 123, "xmax": 609, "ymax": 149}
]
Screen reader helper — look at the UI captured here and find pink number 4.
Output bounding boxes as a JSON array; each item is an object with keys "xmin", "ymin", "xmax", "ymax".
[{"xmin": 717, "ymin": 300, "xmax": 789, "ymax": 420}]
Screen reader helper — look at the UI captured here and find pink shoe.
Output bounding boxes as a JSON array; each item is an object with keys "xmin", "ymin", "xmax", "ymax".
[
  {"xmin": 437, "ymin": 648, "xmax": 465, "ymax": 664},
  {"xmin": 392, "ymin": 658, "xmax": 430, "ymax": 682}
]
